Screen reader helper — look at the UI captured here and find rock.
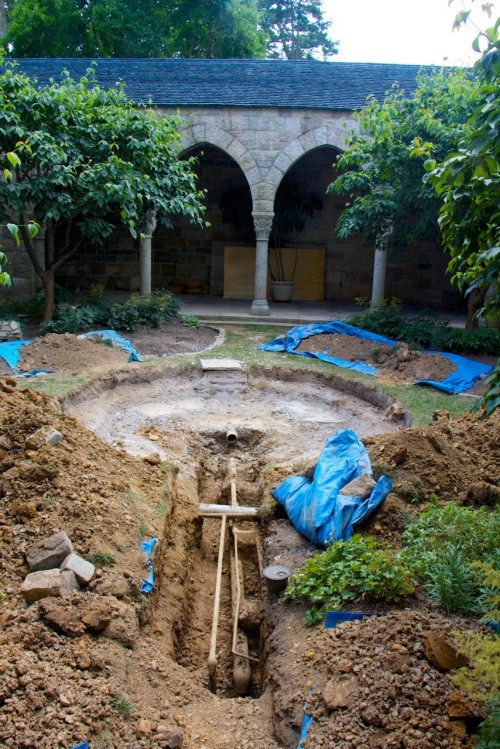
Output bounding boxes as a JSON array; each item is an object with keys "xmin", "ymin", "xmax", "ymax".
[
  {"xmin": 323, "ymin": 676, "xmax": 358, "ymax": 710},
  {"xmin": 446, "ymin": 691, "xmax": 480, "ymax": 720},
  {"xmin": 60, "ymin": 553, "xmax": 95, "ymax": 585},
  {"xmin": 385, "ymin": 403, "xmax": 408, "ymax": 423},
  {"xmin": 424, "ymin": 632, "xmax": 468, "ymax": 671},
  {"xmin": 21, "ymin": 569, "xmax": 79, "ymax": 604},
  {"xmin": 25, "ymin": 426, "xmax": 63, "ymax": 450},
  {"xmin": 136, "ymin": 718, "xmax": 154, "ymax": 736},
  {"xmin": 81, "ymin": 600, "xmax": 113, "ymax": 632},
  {"xmin": 155, "ymin": 724, "xmax": 183, "ymax": 748},
  {"xmin": 38, "ymin": 598, "xmax": 85, "ymax": 636},
  {"xmin": 144, "ymin": 452, "xmax": 161, "ymax": 465},
  {"xmin": 11, "ymin": 499, "xmax": 37, "ymax": 518},
  {"xmin": 0, "ymin": 320, "xmax": 22, "ymax": 341},
  {"xmin": 104, "ymin": 602, "xmax": 139, "ymax": 649},
  {"xmin": 339, "ymin": 474, "xmax": 376, "ymax": 499},
  {"xmin": 26, "ymin": 530, "xmax": 73, "ymax": 572}
]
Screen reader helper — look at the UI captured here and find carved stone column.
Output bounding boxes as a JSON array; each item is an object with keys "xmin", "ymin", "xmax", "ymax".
[
  {"xmin": 251, "ymin": 211, "xmax": 274, "ymax": 316},
  {"xmin": 371, "ymin": 221, "xmax": 393, "ymax": 307},
  {"xmin": 140, "ymin": 210, "xmax": 157, "ymax": 295}
]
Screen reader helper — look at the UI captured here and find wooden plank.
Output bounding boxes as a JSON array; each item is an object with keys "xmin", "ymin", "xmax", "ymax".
[{"xmin": 223, "ymin": 246, "xmax": 325, "ymax": 300}]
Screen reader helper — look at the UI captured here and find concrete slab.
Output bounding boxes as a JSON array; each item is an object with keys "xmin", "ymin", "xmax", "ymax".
[{"xmin": 200, "ymin": 358, "xmax": 243, "ymax": 371}]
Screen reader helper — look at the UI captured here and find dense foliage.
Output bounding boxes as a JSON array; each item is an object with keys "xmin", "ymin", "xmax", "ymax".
[
  {"xmin": 40, "ymin": 290, "xmax": 181, "ymax": 334},
  {"xmin": 5, "ymin": 0, "xmax": 267, "ymax": 59},
  {"xmin": 328, "ymin": 68, "xmax": 478, "ymax": 251},
  {"xmin": 0, "ymin": 64, "xmax": 206, "ymax": 320},
  {"xmin": 348, "ymin": 305, "xmax": 500, "ymax": 355}
]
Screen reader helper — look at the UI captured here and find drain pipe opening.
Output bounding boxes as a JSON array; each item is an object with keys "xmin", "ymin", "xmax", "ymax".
[{"xmin": 226, "ymin": 427, "xmax": 238, "ymax": 444}]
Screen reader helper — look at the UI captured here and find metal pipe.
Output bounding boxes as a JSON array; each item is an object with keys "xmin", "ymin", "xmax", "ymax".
[{"xmin": 200, "ymin": 504, "xmax": 258, "ymax": 517}]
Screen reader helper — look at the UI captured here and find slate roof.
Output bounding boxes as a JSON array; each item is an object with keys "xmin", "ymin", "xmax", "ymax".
[{"xmin": 9, "ymin": 58, "xmax": 438, "ymax": 111}]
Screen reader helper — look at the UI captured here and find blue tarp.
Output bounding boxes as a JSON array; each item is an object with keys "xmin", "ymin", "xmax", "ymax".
[
  {"xmin": 273, "ymin": 429, "xmax": 391, "ymax": 547},
  {"xmin": 140, "ymin": 537, "xmax": 158, "ymax": 593},
  {"xmin": 0, "ymin": 339, "xmax": 31, "ymax": 370},
  {"xmin": 0, "ymin": 329, "xmax": 141, "ymax": 375},
  {"xmin": 78, "ymin": 330, "xmax": 142, "ymax": 362},
  {"xmin": 259, "ymin": 321, "xmax": 493, "ymax": 394}
]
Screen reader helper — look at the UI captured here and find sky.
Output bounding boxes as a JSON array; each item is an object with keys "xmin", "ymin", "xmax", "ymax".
[{"xmin": 322, "ymin": 0, "xmax": 496, "ymax": 66}]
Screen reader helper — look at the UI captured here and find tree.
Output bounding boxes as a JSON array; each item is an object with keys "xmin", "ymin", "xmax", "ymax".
[
  {"xmin": 258, "ymin": 0, "xmax": 337, "ymax": 59},
  {"xmin": 0, "ymin": 64, "xmax": 206, "ymax": 319},
  {"xmin": 5, "ymin": 0, "xmax": 267, "ymax": 58},
  {"xmin": 163, "ymin": 0, "xmax": 266, "ymax": 58},
  {"xmin": 327, "ymin": 68, "xmax": 479, "ymax": 305},
  {"xmin": 425, "ymin": 5, "xmax": 499, "ymax": 415},
  {"xmin": 426, "ymin": 24, "xmax": 499, "ymax": 328}
]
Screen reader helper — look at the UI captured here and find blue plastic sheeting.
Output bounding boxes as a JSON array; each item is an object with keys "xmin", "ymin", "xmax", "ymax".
[
  {"xmin": 259, "ymin": 321, "xmax": 493, "ymax": 393},
  {"xmin": 79, "ymin": 330, "xmax": 142, "ymax": 362},
  {"xmin": 272, "ymin": 430, "xmax": 392, "ymax": 547},
  {"xmin": 0, "ymin": 339, "xmax": 31, "ymax": 370},
  {"xmin": 324, "ymin": 611, "xmax": 371, "ymax": 629},
  {"xmin": 298, "ymin": 713, "xmax": 313, "ymax": 749},
  {"xmin": 69, "ymin": 743, "xmax": 88, "ymax": 749},
  {"xmin": 259, "ymin": 321, "xmax": 394, "ymax": 376},
  {"xmin": 415, "ymin": 351, "xmax": 493, "ymax": 394},
  {"xmin": 140, "ymin": 537, "xmax": 158, "ymax": 593}
]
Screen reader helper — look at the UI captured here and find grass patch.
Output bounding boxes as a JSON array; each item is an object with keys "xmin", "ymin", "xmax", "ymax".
[{"xmin": 88, "ymin": 551, "xmax": 116, "ymax": 568}]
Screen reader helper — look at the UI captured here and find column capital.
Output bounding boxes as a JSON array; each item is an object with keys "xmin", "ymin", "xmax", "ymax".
[{"xmin": 252, "ymin": 211, "xmax": 274, "ymax": 240}]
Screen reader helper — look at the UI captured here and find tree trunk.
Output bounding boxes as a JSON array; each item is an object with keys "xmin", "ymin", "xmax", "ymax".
[
  {"xmin": 465, "ymin": 286, "xmax": 487, "ymax": 330},
  {"xmin": 42, "ymin": 270, "xmax": 56, "ymax": 322}
]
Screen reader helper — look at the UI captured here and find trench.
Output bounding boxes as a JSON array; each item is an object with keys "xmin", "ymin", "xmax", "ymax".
[{"xmin": 65, "ymin": 364, "xmax": 409, "ymax": 742}]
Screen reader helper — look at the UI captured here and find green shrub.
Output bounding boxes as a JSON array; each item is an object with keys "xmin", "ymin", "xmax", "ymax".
[
  {"xmin": 347, "ymin": 308, "xmax": 500, "ymax": 355},
  {"xmin": 284, "ymin": 534, "xmax": 416, "ymax": 625},
  {"xmin": 471, "ymin": 699, "xmax": 500, "ymax": 748},
  {"xmin": 452, "ymin": 632, "xmax": 500, "ymax": 705},
  {"xmin": 124, "ymin": 289, "xmax": 180, "ymax": 326},
  {"xmin": 423, "ymin": 545, "xmax": 478, "ymax": 614},
  {"xmin": 182, "ymin": 314, "xmax": 200, "ymax": 329},
  {"xmin": 402, "ymin": 503, "xmax": 499, "ymax": 616},
  {"xmin": 402, "ymin": 502, "xmax": 500, "ymax": 567},
  {"xmin": 41, "ymin": 305, "xmax": 100, "ymax": 334},
  {"xmin": 105, "ymin": 303, "xmax": 141, "ymax": 331}
]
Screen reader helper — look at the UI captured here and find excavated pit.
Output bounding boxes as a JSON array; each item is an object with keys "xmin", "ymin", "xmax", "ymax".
[{"xmin": 64, "ymin": 364, "xmax": 409, "ymax": 732}]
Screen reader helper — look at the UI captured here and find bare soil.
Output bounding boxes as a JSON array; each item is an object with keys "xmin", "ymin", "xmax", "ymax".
[{"xmin": 0, "ymin": 323, "xmax": 498, "ymax": 749}]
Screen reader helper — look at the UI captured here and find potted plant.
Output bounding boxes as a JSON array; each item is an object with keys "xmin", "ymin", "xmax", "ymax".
[{"xmin": 269, "ymin": 181, "xmax": 323, "ymax": 301}]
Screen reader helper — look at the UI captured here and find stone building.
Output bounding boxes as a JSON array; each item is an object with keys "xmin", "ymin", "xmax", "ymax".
[{"xmin": 5, "ymin": 58, "xmax": 461, "ymax": 314}]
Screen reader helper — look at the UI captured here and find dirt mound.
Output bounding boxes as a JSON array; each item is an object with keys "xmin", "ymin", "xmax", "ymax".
[
  {"xmin": 18, "ymin": 332, "xmax": 131, "ymax": 374},
  {"xmin": 296, "ymin": 334, "xmax": 457, "ymax": 384},
  {"xmin": 0, "ymin": 357, "xmax": 498, "ymax": 747}
]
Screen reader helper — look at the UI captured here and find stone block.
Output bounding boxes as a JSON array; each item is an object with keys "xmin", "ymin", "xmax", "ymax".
[
  {"xmin": 0, "ymin": 320, "xmax": 22, "ymax": 341},
  {"xmin": 60, "ymin": 552, "xmax": 95, "ymax": 585},
  {"xmin": 339, "ymin": 474, "xmax": 376, "ymax": 499},
  {"xmin": 21, "ymin": 568, "xmax": 79, "ymax": 604},
  {"xmin": 323, "ymin": 676, "xmax": 358, "ymax": 710},
  {"xmin": 26, "ymin": 530, "xmax": 73, "ymax": 572},
  {"xmin": 25, "ymin": 426, "xmax": 63, "ymax": 450}
]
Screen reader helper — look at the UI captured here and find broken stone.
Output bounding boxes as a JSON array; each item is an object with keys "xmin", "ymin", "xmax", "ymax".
[
  {"xmin": 323, "ymin": 676, "xmax": 358, "ymax": 710},
  {"xmin": 26, "ymin": 530, "xmax": 73, "ymax": 572},
  {"xmin": 144, "ymin": 452, "xmax": 161, "ymax": 465},
  {"xmin": 155, "ymin": 725, "xmax": 183, "ymax": 748},
  {"xmin": 339, "ymin": 474, "xmax": 376, "ymax": 499},
  {"xmin": 38, "ymin": 598, "xmax": 85, "ymax": 636},
  {"xmin": 11, "ymin": 499, "xmax": 37, "ymax": 519},
  {"xmin": 60, "ymin": 552, "xmax": 95, "ymax": 585},
  {"xmin": 21, "ymin": 568, "xmax": 79, "ymax": 604},
  {"xmin": 136, "ymin": 718, "xmax": 154, "ymax": 736},
  {"xmin": 25, "ymin": 426, "xmax": 63, "ymax": 450},
  {"xmin": 384, "ymin": 403, "xmax": 407, "ymax": 423},
  {"xmin": 94, "ymin": 573, "xmax": 129, "ymax": 598},
  {"xmin": 424, "ymin": 631, "xmax": 468, "ymax": 671}
]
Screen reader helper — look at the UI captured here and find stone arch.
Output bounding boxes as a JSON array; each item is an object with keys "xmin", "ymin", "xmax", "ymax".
[
  {"xmin": 264, "ymin": 124, "xmax": 353, "ymax": 204},
  {"xmin": 180, "ymin": 123, "xmax": 259, "ymax": 186}
]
